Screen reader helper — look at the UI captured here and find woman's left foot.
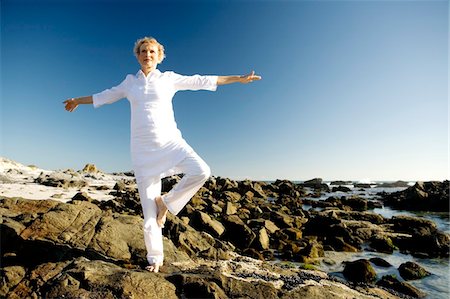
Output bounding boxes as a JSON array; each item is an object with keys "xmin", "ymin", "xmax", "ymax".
[
  {"xmin": 145, "ymin": 261, "xmax": 163, "ymax": 273},
  {"xmin": 155, "ymin": 196, "xmax": 168, "ymax": 228}
]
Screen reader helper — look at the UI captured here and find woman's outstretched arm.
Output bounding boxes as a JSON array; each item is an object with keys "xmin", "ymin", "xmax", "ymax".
[
  {"xmin": 63, "ymin": 96, "xmax": 93, "ymax": 112},
  {"xmin": 217, "ymin": 70, "xmax": 261, "ymax": 86}
]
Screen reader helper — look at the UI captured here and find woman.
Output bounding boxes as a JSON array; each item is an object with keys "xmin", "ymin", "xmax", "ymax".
[{"xmin": 64, "ymin": 36, "xmax": 261, "ymax": 273}]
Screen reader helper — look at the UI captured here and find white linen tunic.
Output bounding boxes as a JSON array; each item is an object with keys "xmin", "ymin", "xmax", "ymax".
[{"xmin": 93, "ymin": 69, "xmax": 218, "ymax": 180}]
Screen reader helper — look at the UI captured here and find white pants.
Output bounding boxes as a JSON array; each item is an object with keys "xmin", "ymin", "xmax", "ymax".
[{"xmin": 135, "ymin": 151, "xmax": 211, "ymax": 265}]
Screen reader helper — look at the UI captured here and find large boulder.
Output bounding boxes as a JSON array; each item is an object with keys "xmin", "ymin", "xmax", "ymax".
[
  {"xmin": 398, "ymin": 262, "xmax": 431, "ymax": 280},
  {"xmin": 34, "ymin": 171, "xmax": 88, "ymax": 189},
  {"xmin": 222, "ymin": 215, "xmax": 256, "ymax": 249},
  {"xmin": 380, "ymin": 181, "xmax": 449, "ymax": 212},
  {"xmin": 44, "ymin": 257, "xmax": 178, "ymax": 299},
  {"xmin": 377, "ymin": 275, "xmax": 426, "ymax": 298},
  {"xmin": 343, "ymin": 259, "xmax": 377, "ymax": 283}
]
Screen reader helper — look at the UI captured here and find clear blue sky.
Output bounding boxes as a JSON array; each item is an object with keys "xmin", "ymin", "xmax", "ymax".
[{"xmin": 1, "ymin": 0, "xmax": 448, "ymax": 181}]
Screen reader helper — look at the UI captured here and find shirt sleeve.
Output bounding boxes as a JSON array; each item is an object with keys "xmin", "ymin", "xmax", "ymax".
[
  {"xmin": 92, "ymin": 75, "xmax": 131, "ymax": 108},
  {"xmin": 167, "ymin": 71, "xmax": 218, "ymax": 92}
]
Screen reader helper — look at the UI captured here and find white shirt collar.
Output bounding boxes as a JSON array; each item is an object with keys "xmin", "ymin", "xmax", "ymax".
[{"xmin": 136, "ymin": 68, "xmax": 161, "ymax": 79}]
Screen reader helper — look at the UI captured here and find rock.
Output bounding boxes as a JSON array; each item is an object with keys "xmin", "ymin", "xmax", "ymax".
[
  {"xmin": 330, "ymin": 181, "xmax": 352, "ymax": 185},
  {"xmin": 273, "ymin": 180, "xmax": 298, "ymax": 197},
  {"xmin": 167, "ymin": 273, "xmax": 228, "ymax": 299},
  {"xmin": 369, "ymin": 235, "xmax": 397, "ymax": 254},
  {"xmin": 327, "ymin": 236, "xmax": 359, "ymax": 252},
  {"xmin": 221, "ymin": 191, "xmax": 241, "ymax": 202},
  {"xmin": 222, "ymin": 215, "xmax": 256, "ymax": 249},
  {"xmin": 71, "ymin": 191, "xmax": 93, "ymax": 202},
  {"xmin": 380, "ymin": 180, "xmax": 449, "ymax": 212},
  {"xmin": 398, "ymin": 262, "xmax": 431, "ymax": 280},
  {"xmin": 376, "ymin": 181, "xmax": 410, "ymax": 188},
  {"xmin": 44, "ymin": 257, "xmax": 178, "ymax": 298},
  {"xmin": 165, "ymin": 213, "xmax": 234, "ymax": 260},
  {"xmin": 271, "ymin": 211, "xmax": 295, "ymax": 228},
  {"xmin": 113, "ymin": 180, "xmax": 128, "ymax": 192},
  {"xmin": 377, "ymin": 275, "xmax": 426, "ymax": 298},
  {"xmin": 239, "ymin": 180, "xmax": 267, "ymax": 199},
  {"xmin": 0, "ymin": 266, "xmax": 26, "ymax": 297},
  {"xmin": 82, "ymin": 163, "xmax": 99, "ymax": 173},
  {"xmin": 256, "ymin": 227, "xmax": 270, "ymax": 250},
  {"xmin": 192, "ymin": 211, "xmax": 225, "ymax": 237},
  {"xmin": 343, "ymin": 259, "xmax": 377, "ymax": 283},
  {"xmin": 34, "ymin": 172, "xmax": 88, "ymax": 189},
  {"xmin": 369, "ymin": 257, "xmax": 392, "ymax": 268},
  {"xmin": 393, "ymin": 231, "xmax": 449, "ymax": 258},
  {"xmin": 225, "ymin": 201, "xmax": 238, "ymax": 215},
  {"xmin": 297, "ymin": 240, "xmax": 324, "ymax": 263},
  {"xmin": 264, "ymin": 220, "xmax": 280, "ymax": 234},
  {"xmin": 161, "ymin": 175, "xmax": 181, "ymax": 193},
  {"xmin": 332, "ymin": 186, "xmax": 351, "ymax": 192},
  {"xmin": 390, "ymin": 215, "xmax": 437, "ymax": 236},
  {"xmin": 354, "ymin": 183, "xmax": 371, "ymax": 188},
  {"xmin": 282, "ymin": 227, "xmax": 303, "ymax": 241},
  {"xmin": 300, "ymin": 178, "xmax": 330, "ymax": 192},
  {"xmin": 216, "ymin": 177, "xmax": 239, "ymax": 192}
]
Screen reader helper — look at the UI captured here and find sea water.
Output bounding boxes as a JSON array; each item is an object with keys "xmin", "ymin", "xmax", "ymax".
[{"xmin": 281, "ymin": 181, "xmax": 449, "ymax": 299}]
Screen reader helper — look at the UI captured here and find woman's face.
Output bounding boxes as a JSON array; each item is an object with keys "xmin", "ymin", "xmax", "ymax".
[{"xmin": 137, "ymin": 42, "xmax": 159, "ymax": 70}]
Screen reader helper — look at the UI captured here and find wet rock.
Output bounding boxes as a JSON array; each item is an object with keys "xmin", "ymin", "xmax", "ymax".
[
  {"xmin": 354, "ymin": 183, "xmax": 371, "ymax": 188},
  {"xmin": 398, "ymin": 262, "xmax": 431, "ymax": 280},
  {"xmin": 332, "ymin": 186, "xmax": 351, "ymax": 192},
  {"xmin": 297, "ymin": 239, "xmax": 324, "ymax": 263},
  {"xmin": 376, "ymin": 181, "xmax": 410, "ymax": 188},
  {"xmin": 343, "ymin": 259, "xmax": 377, "ymax": 283},
  {"xmin": 390, "ymin": 215, "xmax": 437, "ymax": 236},
  {"xmin": 331, "ymin": 181, "xmax": 352, "ymax": 185},
  {"xmin": 380, "ymin": 180, "xmax": 449, "ymax": 212},
  {"xmin": 369, "ymin": 235, "xmax": 397, "ymax": 254},
  {"xmin": 282, "ymin": 227, "xmax": 303, "ymax": 241},
  {"xmin": 369, "ymin": 257, "xmax": 392, "ymax": 268},
  {"xmin": 377, "ymin": 275, "xmax": 426, "ymax": 298}
]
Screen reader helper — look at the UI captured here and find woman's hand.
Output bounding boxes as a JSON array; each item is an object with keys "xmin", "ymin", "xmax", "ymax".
[
  {"xmin": 217, "ymin": 71, "xmax": 262, "ymax": 86},
  {"xmin": 239, "ymin": 71, "xmax": 262, "ymax": 84},
  {"xmin": 63, "ymin": 98, "xmax": 79, "ymax": 112}
]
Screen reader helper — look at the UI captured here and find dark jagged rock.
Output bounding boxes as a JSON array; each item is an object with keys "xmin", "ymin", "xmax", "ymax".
[
  {"xmin": 222, "ymin": 215, "xmax": 256, "ymax": 249},
  {"xmin": 376, "ymin": 181, "xmax": 410, "ymax": 188},
  {"xmin": 343, "ymin": 259, "xmax": 377, "ymax": 283},
  {"xmin": 380, "ymin": 180, "xmax": 449, "ymax": 212},
  {"xmin": 369, "ymin": 257, "xmax": 392, "ymax": 268},
  {"xmin": 398, "ymin": 262, "xmax": 431, "ymax": 280},
  {"xmin": 332, "ymin": 186, "xmax": 351, "ymax": 192},
  {"xmin": 377, "ymin": 275, "xmax": 426, "ymax": 298},
  {"xmin": 369, "ymin": 235, "xmax": 397, "ymax": 254}
]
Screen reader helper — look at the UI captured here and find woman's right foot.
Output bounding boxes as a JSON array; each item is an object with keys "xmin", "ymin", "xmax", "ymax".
[{"xmin": 155, "ymin": 196, "xmax": 168, "ymax": 228}]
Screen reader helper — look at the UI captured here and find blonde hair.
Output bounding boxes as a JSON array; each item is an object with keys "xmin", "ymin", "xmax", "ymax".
[{"xmin": 134, "ymin": 37, "xmax": 165, "ymax": 63}]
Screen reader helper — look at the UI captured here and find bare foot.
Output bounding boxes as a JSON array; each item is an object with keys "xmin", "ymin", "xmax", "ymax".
[
  {"xmin": 155, "ymin": 195, "xmax": 168, "ymax": 228},
  {"xmin": 145, "ymin": 261, "xmax": 163, "ymax": 273}
]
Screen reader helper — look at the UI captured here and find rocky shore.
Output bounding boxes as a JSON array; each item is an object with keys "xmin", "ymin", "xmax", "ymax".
[{"xmin": 1, "ymin": 158, "xmax": 448, "ymax": 298}]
